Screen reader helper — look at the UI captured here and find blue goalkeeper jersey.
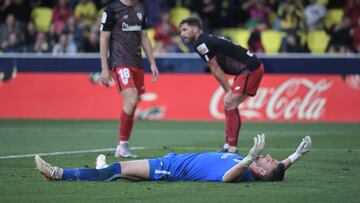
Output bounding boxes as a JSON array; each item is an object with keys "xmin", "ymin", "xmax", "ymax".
[{"xmin": 148, "ymin": 152, "xmax": 254, "ymax": 182}]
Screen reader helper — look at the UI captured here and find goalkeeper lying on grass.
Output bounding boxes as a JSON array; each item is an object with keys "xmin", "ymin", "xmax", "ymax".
[{"xmin": 35, "ymin": 134, "xmax": 311, "ymax": 183}]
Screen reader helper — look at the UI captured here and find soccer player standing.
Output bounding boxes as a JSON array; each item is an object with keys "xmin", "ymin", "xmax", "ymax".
[
  {"xmin": 180, "ymin": 16, "xmax": 265, "ymax": 154},
  {"xmin": 100, "ymin": 0, "xmax": 159, "ymax": 158}
]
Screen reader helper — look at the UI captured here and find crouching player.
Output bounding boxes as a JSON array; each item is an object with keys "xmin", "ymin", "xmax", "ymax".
[{"xmin": 35, "ymin": 134, "xmax": 311, "ymax": 183}]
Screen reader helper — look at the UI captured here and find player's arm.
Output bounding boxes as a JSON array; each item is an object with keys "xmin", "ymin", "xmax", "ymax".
[
  {"xmin": 99, "ymin": 7, "xmax": 114, "ymax": 87},
  {"xmin": 141, "ymin": 30, "xmax": 159, "ymax": 82},
  {"xmin": 100, "ymin": 30, "xmax": 112, "ymax": 87},
  {"xmin": 222, "ymin": 134, "xmax": 265, "ymax": 183},
  {"xmin": 281, "ymin": 136, "xmax": 312, "ymax": 170},
  {"xmin": 207, "ymin": 57, "xmax": 231, "ymax": 92}
]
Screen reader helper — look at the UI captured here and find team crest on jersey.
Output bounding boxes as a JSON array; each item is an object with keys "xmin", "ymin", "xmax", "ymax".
[
  {"xmin": 246, "ymin": 50, "xmax": 254, "ymax": 57},
  {"xmin": 196, "ymin": 43, "xmax": 209, "ymax": 55},
  {"xmin": 101, "ymin": 12, "xmax": 107, "ymax": 23},
  {"xmin": 137, "ymin": 13, "xmax": 143, "ymax": 21}
]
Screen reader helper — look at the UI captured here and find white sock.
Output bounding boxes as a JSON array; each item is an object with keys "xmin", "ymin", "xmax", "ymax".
[
  {"xmin": 119, "ymin": 141, "xmax": 128, "ymax": 145},
  {"xmin": 223, "ymin": 143, "xmax": 230, "ymax": 149},
  {"xmin": 229, "ymin": 146, "xmax": 238, "ymax": 153}
]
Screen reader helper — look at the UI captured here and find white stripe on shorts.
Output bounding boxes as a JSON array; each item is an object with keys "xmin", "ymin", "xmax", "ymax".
[{"xmin": 154, "ymin": 170, "xmax": 170, "ymax": 175}]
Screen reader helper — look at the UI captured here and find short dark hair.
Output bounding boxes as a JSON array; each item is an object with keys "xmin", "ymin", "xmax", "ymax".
[
  {"xmin": 255, "ymin": 163, "xmax": 286, "ymax": 181},
  {"xmin": 266, "ymin": 163, "xmax": 285, "ymax": 181},
  {"xmin": 179, "ymin": 16, "xmax": 203, "ymax": 30}
]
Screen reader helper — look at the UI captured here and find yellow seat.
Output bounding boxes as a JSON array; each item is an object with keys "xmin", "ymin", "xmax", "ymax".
[
  {"xmin": 325, "ymin": 9, "xmax": 344, "ymax": 28},
  {"xmin": 31, "ymin": 7, "xmax": 52, "ymax": 32},
  {"xmin": 268, "ymin": 11, "xmax": 277, "ymax": 26},
  {"xmin": 318, "ymin": 0, "xmax": 329, "ymax": 6},
  {"xmin": 261, "ymin": 30, "xmax": 283, "ymax": 53},
  {"xmin": 307, "ymin": 30, "xmax": 330, "ymax": 53},
  {"xmin": 298, "ymin": 31, "xmax": 307, "ymax": 46},
  {"xmin": 170, "ymin": 7, "xmax": 191, "ymax": 28},
  {"xmin": 220, "ymin": 28, "xmax": 250, "ymax": 48}
]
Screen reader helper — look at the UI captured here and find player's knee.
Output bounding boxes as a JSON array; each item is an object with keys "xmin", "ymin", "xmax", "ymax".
[
  {"xmin": 123, "ymin": 97, "xmax": 138, "ymax": 115},
  {"xmin": 130, "ymin": 97, "xmax": 138, "ymax": 107},
  {"xmin": 224, "ymin": 96, "xmax": 246, "ymax": 109},
  {"xmin": 125, "ymin": 95, "xmax": 138, "ymax": 107},
  {"xmin": 223, "ymin": 99, "xmax": 236, "ymax": 110}
]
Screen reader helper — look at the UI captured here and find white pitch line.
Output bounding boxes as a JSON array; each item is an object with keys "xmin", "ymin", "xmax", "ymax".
[
  {"xmin": 0, "ymin": 146, "xmax": 359, "ymax": 160},
  {"xmin": 0, "ymin": 147, "xmax": 147, "ymax": 160}
]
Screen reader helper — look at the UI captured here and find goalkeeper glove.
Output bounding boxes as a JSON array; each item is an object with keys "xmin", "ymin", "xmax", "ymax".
[
  {"xmin": 288, "ymin": 136, "xmax": 312, "ymax": 164},
  {"xmin": 241, "ymin": 133, "xmax": 266, "ymax": 167}
]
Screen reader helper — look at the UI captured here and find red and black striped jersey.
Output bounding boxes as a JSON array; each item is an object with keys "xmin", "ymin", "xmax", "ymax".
[
  {"xmin": 100, "ymin": 1, "xmax": 147, "ymax": 69},
  {"xmin": 193, "ymin": 33, "xmax": 261, "ymax": 75}
]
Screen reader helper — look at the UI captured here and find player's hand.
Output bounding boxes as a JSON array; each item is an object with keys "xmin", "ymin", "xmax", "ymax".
[
  {"xmin": 224, "ymin": 91, "xmax": 232, "ymax": 106},
  {"xmin": 150, "ymin": 64, "xmax": 159, "ymax": 82},
  {"xmin": 247, "ymin": 133, "xmax": 266, "ymax": 161},
  {"xmin": 240, "ymin": 133, "xmax": 265, "ymax": 167},
  {"xmin": 295, "ymin": 136, "xmax": 311, "ymax": 156},
  {"xmin": 287, "ymin": 135, "xmax": 312, "ymax": 164},
  {"xmin": 100, "ymin": 68, "xmax": 112, "ymax": 87}
]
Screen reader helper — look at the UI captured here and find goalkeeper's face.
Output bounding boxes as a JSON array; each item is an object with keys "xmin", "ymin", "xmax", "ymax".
[
  {"xmin": 254, "ymin": 155, "xmax": 279, "ymax": 173},
  {"xmin": 251, "ymin": 155, "xmax": 285, "ymax": 181}
]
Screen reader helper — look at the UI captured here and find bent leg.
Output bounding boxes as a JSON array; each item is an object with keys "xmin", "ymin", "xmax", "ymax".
[{"xmin": 223, "ymin": 64, "xmax": 264, "ymax": 151}]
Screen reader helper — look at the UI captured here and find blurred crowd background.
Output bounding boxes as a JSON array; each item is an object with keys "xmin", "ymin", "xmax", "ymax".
[{"xmin": 0, "ymin": 0, "xmax": 359, "ymax": 55}]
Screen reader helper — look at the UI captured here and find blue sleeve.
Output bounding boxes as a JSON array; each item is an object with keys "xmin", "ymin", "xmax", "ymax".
[{"xmin": 239, "ymin": 168, "xmax": 255, "ymax": 182}]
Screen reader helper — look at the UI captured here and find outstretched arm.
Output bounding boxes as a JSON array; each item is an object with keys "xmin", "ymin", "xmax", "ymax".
[
  {"xmin": 281, "ymin": 136, "xmax": 312, "ymax": 170},
  {"xmin": 222, "ymin": 133, "xmax": 265, "ymax": 183}
]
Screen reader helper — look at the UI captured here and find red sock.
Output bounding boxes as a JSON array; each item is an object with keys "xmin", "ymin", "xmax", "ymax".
[
  {"xmin": 225, "ymin": 108, "xmax": 241, "ymax": 147},
  {"xmin": 119, "ymin": 110, "xmax": 134, "ymax": 142}
]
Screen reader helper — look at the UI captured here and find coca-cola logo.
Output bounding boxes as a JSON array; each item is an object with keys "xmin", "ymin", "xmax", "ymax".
[
  {"xmin": 345, "ymin": 74, "xmax": 360, "ymax": 91},
  {"xmin": 210, "ymin": 78, "xmax": 332, "ymax": 121}
]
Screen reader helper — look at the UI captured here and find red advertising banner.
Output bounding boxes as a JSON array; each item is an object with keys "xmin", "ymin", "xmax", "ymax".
[{"xmin": 0, "ymin": 73, "xmax": 359, "ymax": 122}]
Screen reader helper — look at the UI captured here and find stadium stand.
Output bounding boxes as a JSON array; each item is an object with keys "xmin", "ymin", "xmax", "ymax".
[
  {"xmin": 220, "ymin": 28, "xmax": 250, "ymax": 48},
  {"xmin": 0, "ymin": 0, "xmax": 359, "ymax": 54},
  {"xmin": 261, "ymin": 29, "xmax": 283, "ymax": 53},
  {"xmin": 307, "ymin": 30, "xmax": 330, "ymax": 53},
  {"xmin": 170, "ymin": 6, "xmax": 191, "ymax": 28},
  {"xmin": 146, "ymin": 28, "xmax": 156, "ymax": 48},
  {"xmin": 325, "ymin": 9, "xmax": 344, "ymax": 28},
  {"xmin": 318, "ymin": 0, "xmax": 329, "ymax": 6},
  {"xmin": 31, "ymin": 7, "xmax": 53, "ymax": 32}
]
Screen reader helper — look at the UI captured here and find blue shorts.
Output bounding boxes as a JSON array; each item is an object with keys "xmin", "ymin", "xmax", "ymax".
[{"xmin": 148, "ymin": 153, "xmax": 176, "ymax": 181}]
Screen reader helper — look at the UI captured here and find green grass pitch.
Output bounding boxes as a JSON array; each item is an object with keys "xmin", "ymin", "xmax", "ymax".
[{"xmin": 0, "ymin": 120, "xmax": 359, "ymax": 202}]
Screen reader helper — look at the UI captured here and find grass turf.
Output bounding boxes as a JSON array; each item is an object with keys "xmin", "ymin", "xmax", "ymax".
[{"xmin": 0, "ymin": 120, "xmax": 359, "ymax": 202}]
